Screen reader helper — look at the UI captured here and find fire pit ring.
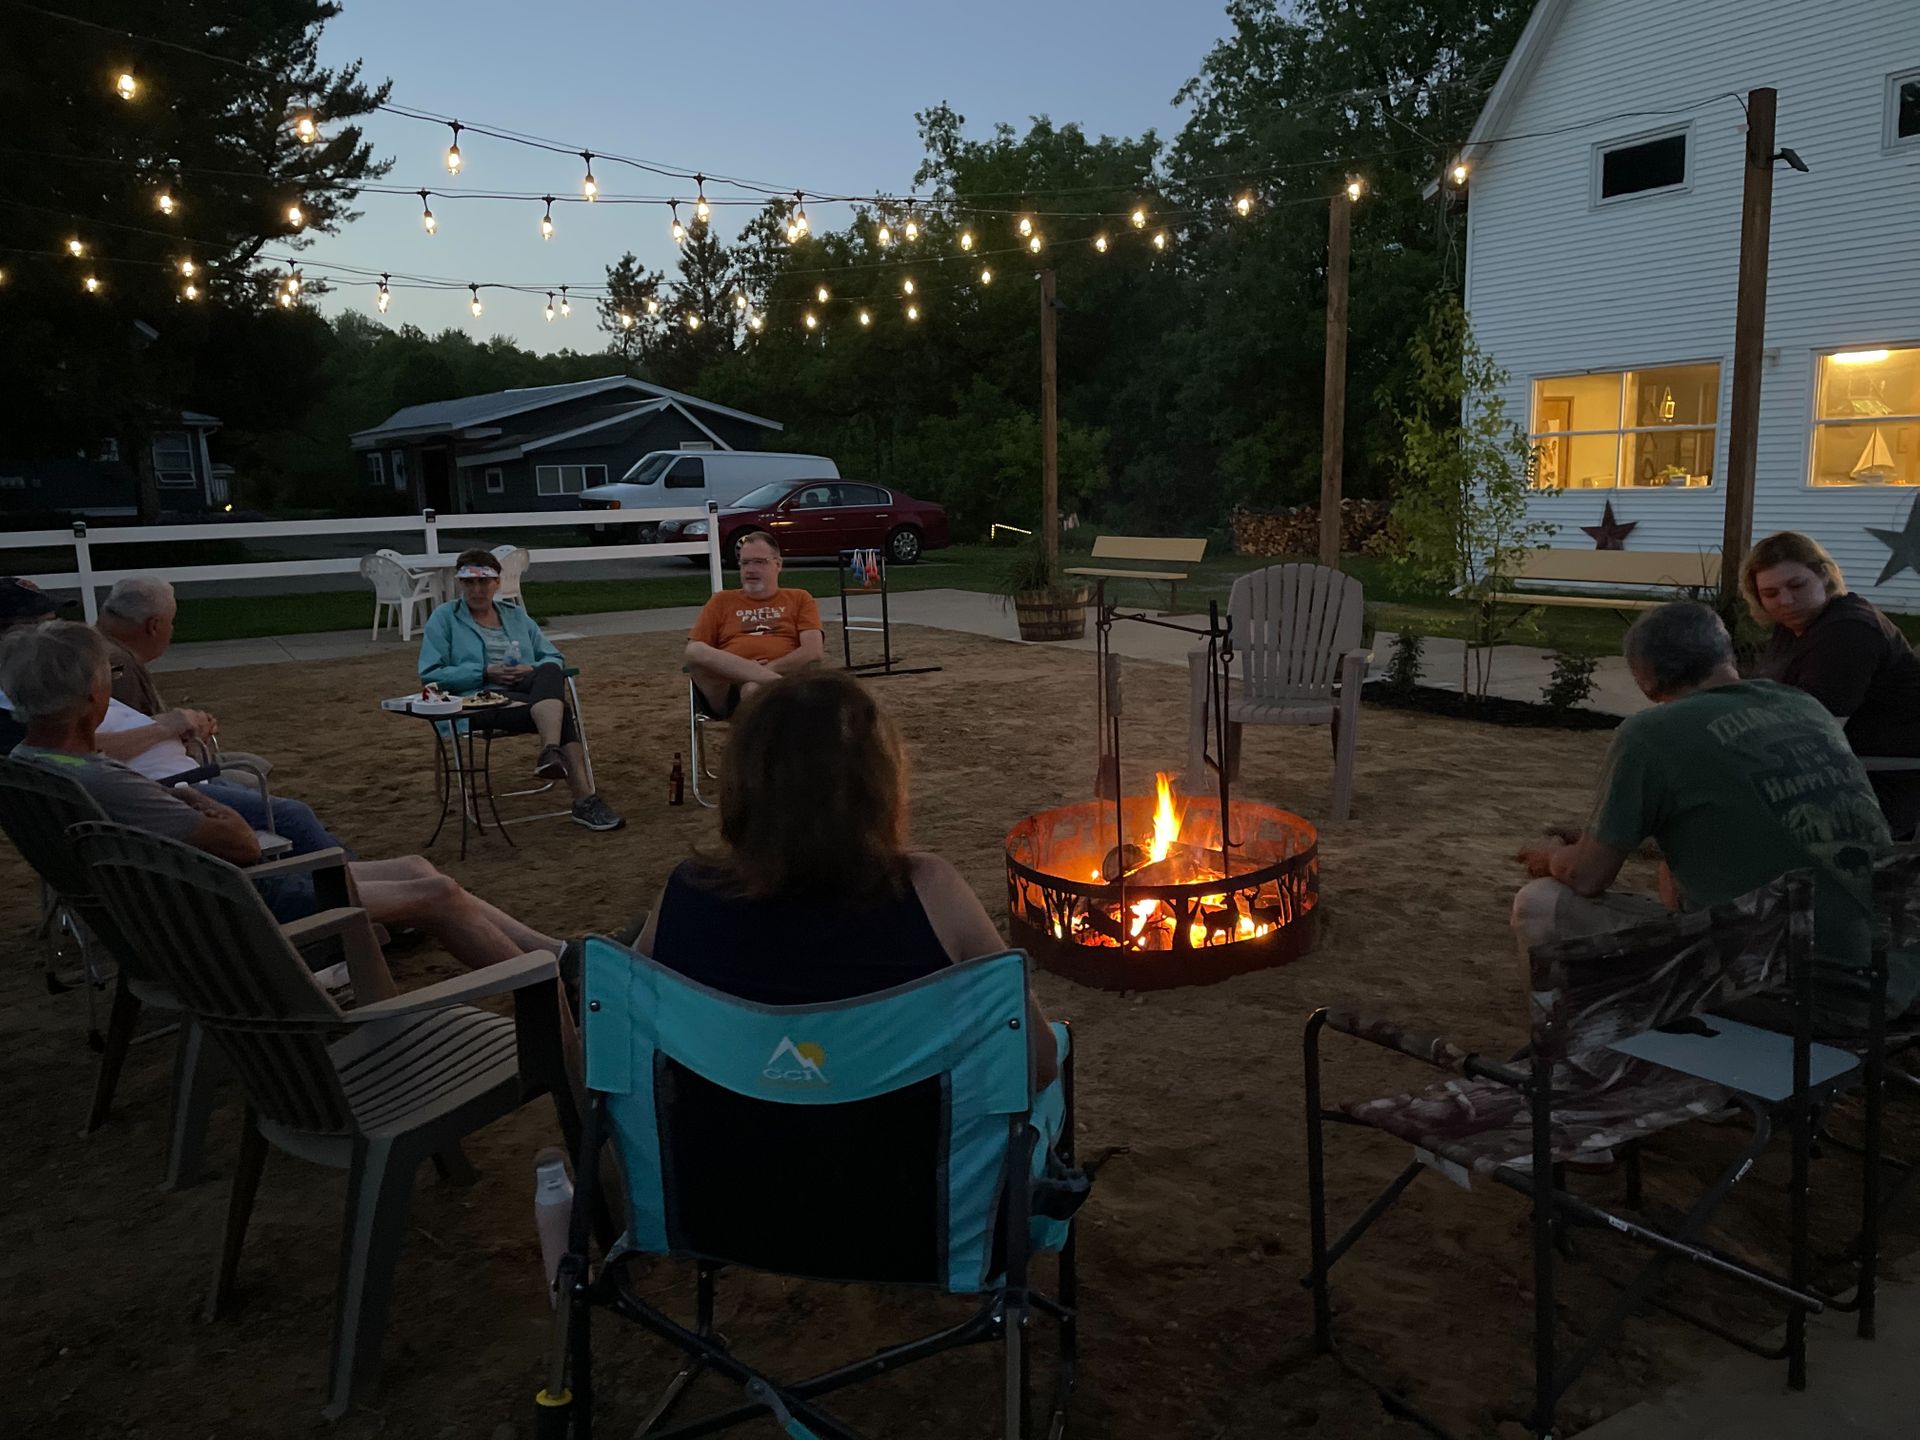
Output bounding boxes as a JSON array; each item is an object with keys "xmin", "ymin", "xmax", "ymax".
[{"xmin": 1006, "ymin": 793, "xmax": 1319, "ymax": 991}]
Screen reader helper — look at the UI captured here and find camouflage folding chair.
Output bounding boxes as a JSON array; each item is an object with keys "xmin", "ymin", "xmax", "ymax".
[{"xmin": 1304, "ymin": 874, "xmax": 1847, "ymax": 1439}]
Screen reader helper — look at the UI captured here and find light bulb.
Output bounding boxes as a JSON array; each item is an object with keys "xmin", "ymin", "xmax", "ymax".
[
  {"xmin": 785, "ymin": 221, "xmax": 800, "ymax": 243},
  {"xmin": 687, "ymin": 313, "xmax": 702, "ymax": 331},
  {"xmin": 979, "ymin": 266, "xmax": 992, "ymax": 285},
  {"xmin": 84, "ymin": 274, "xmax": 101, "ymax": 293},
  {"xmin": 67, "ymin": 237, "xmax": 84, "ymax": 257},
  {"xmin": 645, "ymin": 297, "xmax": 659, "ymax": 315},
  {"xmin": 748, "ymin": 313, "xmax": 764, "ymax": 332},
  {"xmin": 182, "ymin": 282, "xmax": 198, "ymax": 301},
  {"xmin": 157, "ymin": 191, "xmax": 175, "ymax": 216},
  {"xmin": 286, "ymin": 202, "xmax": 304, "ymax": 227},
  {"xmin": 906, "ymin": 303, "xmax": 919, "ymax": 321},
  {"xmin": 902, "ymin": 220, "xmax": 918, "ymax": 244},
  {"xmin": 1152, "ymin": 230, "xmax": 1168, "ymax": 251},
  {"xmin": 287, "ymin": 270, "xmax": 302, "ymax": 293},
  {"xmin": 694, "ymin": 192, "xmax": 710, "ymax": 224},
  {"xmin": 959, "ymin": 230, "xmax": 974, "ymax": 251},
  {"xmin": 735, "ymin": 292, "xmax": 748, "ymax": 311},
  {"xmin": 1345, "ymin": 177, "xmax": 1364, "ymax": 202},
  {"xmin": 469, "ymin": 285, "xmax": 483, "ymax": 318},
  {"xmin": 804, "ymin": 312, "xmax": 819, "ymax": 331},
  {"xmin": 115, "ymin": 72, "xmax": 136, "ymax": 101},
  {"xmin": 541, "ymin": 206, "xmax": 554, "ymax": 241},
  {"xmin": 815, "ymin": 285, "xmax": 830, "ymax": 303},
  {"xmin": 670, "ymin": 203, "xmax": 686, "ymax": 244},
  {"xmin": 619, "ymin": 310, "xmax": 633, "ymax": 329},
  {"xmin": 559, "ymin": 287, "xmax": 571, "ymax": 317},
  {"xmin": 1017, "ymin": 215, "xmax": 1033, "ymax": 237},
  {"xmin": 1131, "ymin": 207, "xmax": 1147, "ymax": 228},
  {"xmin": 1027, "ymin": 234, "xmax": 1043, "ymax": 254},
  {"xmin": 277, "ymin": 290, "xmax": 292, "ymax": 307},
  {"xmin": 792, "ymin": 194, "xmax": 809, "ymax": 236},
  {"xmin": 1235, "ymin": 193, "xmax": 1253, "ymax": 217},
  {"xmin": 547, "ymin": 293, "xmax": 557, "ymax": 323},
  {"xmin": 877, "ymin": 223, "xmax": 892, "ymax": 247},
  {"xmin": 858, "ymin": 309, "xmax": 871, "ymax": 326},
  {"xmin": 1449, "ymin": 162, "xmax": 1468, "ymax": 185},
  {"xmin": 446, "ymin": 143, "xmax": 462, "ymax": 174},
  {"xmin": 902, "ymin": 277, "xmax": 915, "ymax": 295},
  {"xmin": 420, "ymin": 190, "xmax": 436, "ymax": 234},
  {"xmin": 1094, "ymin": 234, "xmax": 1108, "ymax": 252},
  {"xmin": 581, "ymin": 152, "xmax": 598, "ymax": 200},
  {"xmin": 295, "ymin": 114, "xmax": 317, "ymax": 144},
  {"xmin": 178, "ymin": 257, "xmax": 196, "ymax": 277},
  {"xmin": 376, "ymin": 279, "xmax": 390, "ymax": 312}
]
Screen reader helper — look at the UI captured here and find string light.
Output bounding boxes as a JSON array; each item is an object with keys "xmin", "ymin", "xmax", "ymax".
[
  {"xmin": 419, "ymin": 189, "xmax": 436, "ymax": 233},
  {"xmin": 734, "ymin": 292, "xmax": 748, "ymax": 311},
  {"xmin": 686, "ymin": 312, "xmax": 701, "ymax": 331},
  {"xmin": 445, "ymin": 121, "xmax": 463, "ymax": 174},
  {"xmin": 84, "ymin": 274, "xmax": 101, "ymax": 293},
  {"xmin": 858, "ymin": 309, "xmax": 871, "ymax": 326},
  {"xmin": 804, "ymin": 311, "xmax": 818, "ymax": 331},
  {"xmin": 644, "ymin": 296, "xmax": 658, "ymax": 315},
  {"xmin": 541, "ymin": 196, "xmax": 554, "ymax": 240},
  {"xmin": 791, "ymin": 192, "xmax": 810, "ymax": 239},
  {"xmin": 286, "ymin": 201, "xmax": 305, "ymax": 227},
  {"xmin": 1152, "ymin": 230, "xmax": 1168, "ymax": 251},
  {"xmin": 809, "ymin": 285, "xmax": 827, "ymax": 304},
  {"xmin": 1130, "ymin": 207, "xmax": 1147, "ymax": 229},
  {"xmin": 693, "ymin": 176, "xmax": 710, "ymax": 224},
  {"xmin": 876, "ymin": 222, "xmax": 892, "ymax": 248},
  {"xmin": 294, "ymin": 113, "xmax": 317, "ymax": 144},
  {"xmin": 114, "ymin": 72, "xmax": 137, "ymax": 101},
  {"xmin": 177, "ymin": 257, "xmax": 196, "ymax": 277},
  {"xmin": 1345, "ymin": 176, "xmax": 1365, "ymax": 201},
  {"xmin": 670, "ymin": 201, "xmax": 686, "ymax": 245},
  {"xmin": 546, "ymin": 292, "xmax": 557, "ymax": 323},
  {"xmin": 468, "ymin": 283, "xmax": 483, "ymax": 318},
  {"xmin": 276, "ymin": 288, "xmax": 292, "ymax": 307},
  {"xmin": 748, "ymin": 313, "xmax": 764, "ymax": 333},
  {"xmin": 903, "ymin": 217, "xmax": 919, "ymax": 242},
  {"xmin": 559, "ymin": 285, "xmax": 571, "ymax": 317},
  {"xmin": 156, "ymin": 190, "xmax": 176, "ymax": 216},
  {"xmin": 1016, "ymin": 215, "xmax": 1033, "ymax": 237},
  {"xmin": 377, "ymin": 274, "xmax": 391, "ymax": 312},
  {"xmin": 1235, "ymin": 193, "xmax": 1254, "ymax": 217},
  {"xmin": 959, "ymin": 229, "xmax": 974, "ymax": 251},
  {"xmin": 901, "ymin": 277, "xmax": 915, "ymax": 295},
  {"xmin": 285, "ymin": 266, "xmax": 302, "ymax": 294},
  {"xmin": 618, "ymin": 309, "xmax": 633, "ymax": 329},
  {"xmin": 181, "ymin": 282, "xmax": 198, "ymax": 301},
  {"xmin": 581, "ymin": 152, "xmax": 598, "ymax": 201},
  {"xmin": 905, "ymin": 302, "xmax": 919, "ymax": 321},
  {"xmin": 1094, "ymin": 234, "xmax": 1108, "ymax": 253},
  {"xmin": 67, "ymin": 237, "xmax": 85, "ymax": 257},
  {"xmin": 979, "ymin": 265, "xmax": 992, "ymax": 285},
  {"xmin": 1027, "ymin": 234, "xmax": 1043, "ymax": 254},
  {"xmin": 1449, "ymin": 161, "xmax": 1469, "ymax": 185}
]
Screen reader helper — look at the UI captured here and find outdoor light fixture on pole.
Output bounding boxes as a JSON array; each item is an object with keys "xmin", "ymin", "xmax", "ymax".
[{"xmin": 1318, "ymin": 179, "xmax": 1362, "ymax": 569}]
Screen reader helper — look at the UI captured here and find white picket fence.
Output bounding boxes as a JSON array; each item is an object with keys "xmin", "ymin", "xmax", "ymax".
[{"xmin": 2, "ymin": 504, "xmax": 726, "ymax": 621}]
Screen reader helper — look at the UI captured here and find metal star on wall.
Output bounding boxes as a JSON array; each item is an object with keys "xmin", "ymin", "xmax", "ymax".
[
  {"xmin": 1867, "ymin": 495, "xmax": 1920, "ymax": 585},
  {"xmin": 1580, "ymin": 500, "xmax": 1637, "ymax": 551}
]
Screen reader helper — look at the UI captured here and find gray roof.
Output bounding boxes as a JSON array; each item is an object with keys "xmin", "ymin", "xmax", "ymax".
[{"xmin": 350, "ymin": 376, "xmax": 782, "ymax": 446}]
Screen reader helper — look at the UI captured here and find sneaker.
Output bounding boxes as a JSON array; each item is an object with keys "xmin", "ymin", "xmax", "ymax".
[
  {"xmin": 571, "ymin": 794, "xmax": 624, "ymax": 832},
  {"xmin": 536, "ymin": 744, "xmax": 570, "ymax": 780}
]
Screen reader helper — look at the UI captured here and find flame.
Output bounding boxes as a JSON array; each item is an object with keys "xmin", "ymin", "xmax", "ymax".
[
  {"xmin": 1148, "ymin": 771, "xmax": 1181, "ymax": 864},
  {"xmin": 1128, "ymin": 897, "xmax": 1158, "ymax": 938}
]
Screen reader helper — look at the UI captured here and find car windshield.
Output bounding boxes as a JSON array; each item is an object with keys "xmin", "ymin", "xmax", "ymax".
[
  {"xmin": 624, "ymin": 453, "xmax": 673, "ymax": 485},
  {"xmin": 728, "ymin": 482, "xmax": 798, "ymax": 509}
]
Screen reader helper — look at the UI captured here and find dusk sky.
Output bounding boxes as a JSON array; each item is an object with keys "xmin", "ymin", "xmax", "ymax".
[{"xmin": 312, "ymin": 0, "xmax": 1238, "ymax": 350}]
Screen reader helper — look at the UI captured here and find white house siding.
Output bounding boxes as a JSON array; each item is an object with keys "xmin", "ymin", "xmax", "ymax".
[{"xmin": 1464, "ymin": 0, "xmax": 1920, "ymax": 610}]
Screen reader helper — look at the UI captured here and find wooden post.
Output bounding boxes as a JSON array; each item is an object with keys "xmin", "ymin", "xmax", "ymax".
[
  {"xmin": 1318, "ymin": 193, "xmax": 1353, "ymax": 569},
  {"xmin": 1039, "ymin": 268, "xmax": 1060, "ymax": 576},
  {"xmin": 1721, "ymin": 86, "xmax": 1778, "ymax": 585}
]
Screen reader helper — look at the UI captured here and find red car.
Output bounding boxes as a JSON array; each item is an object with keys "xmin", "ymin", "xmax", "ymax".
[{"xmin": 661, "ymin": 480, "xmax": 951, "ymax": 566}]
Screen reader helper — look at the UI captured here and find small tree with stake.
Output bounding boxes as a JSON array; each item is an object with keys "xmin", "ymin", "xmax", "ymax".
[{"xmin": 1385, "ymin": 291, "xmax": 1550, "ymax": 701}]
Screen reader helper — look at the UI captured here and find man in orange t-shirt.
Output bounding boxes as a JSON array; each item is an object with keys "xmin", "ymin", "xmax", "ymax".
[{"xmin": 686, "ymin": 531, "xmax": 825, "ymax": 716}]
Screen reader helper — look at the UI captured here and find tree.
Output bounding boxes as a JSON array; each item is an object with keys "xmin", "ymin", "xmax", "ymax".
[
  {"xmin": 1385, "ymin": 290, "xmax": 1549, "ymax": 699},
  {"xmin": 0, "ymin": 1, "xmax": 389, "ymax": 517},
  {"xmin": 597, "ymin": 252, "xmax": 668, "ymax": 373}
]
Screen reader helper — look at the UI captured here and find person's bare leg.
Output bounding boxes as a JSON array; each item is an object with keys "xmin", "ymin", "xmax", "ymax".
[
  {"xmin": 355, "ymin": 876, "xmax": 524, "ymax": 969},
  {"xmin": 530, "ymin": 698, "xmax": 565, "ymax": 748}
]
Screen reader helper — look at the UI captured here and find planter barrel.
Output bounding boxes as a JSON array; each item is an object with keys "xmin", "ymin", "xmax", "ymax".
[{"xmin": 1013, "ymin": 587, "xmax": 1091, "ymax": 642}]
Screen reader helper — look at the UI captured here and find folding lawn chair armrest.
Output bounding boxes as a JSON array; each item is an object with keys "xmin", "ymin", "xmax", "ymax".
[
  {"xmin": 344, "ymin": 950, "xmax": 560, "ymax": 1022},
  {"xmin": 1862, "ymin": 757, "xmax": 1920, "ymax": 773},
  {"xmin": 248, "ymin": 847, "xmax": 349, "ymax": 880},
  {"xmin": 1321, "ymin": 1007, "xmax": 1476, "ymax": 1075},
  {"xmin": 158, "ymin": 763, "xmax": 221, "ymax": 787},
  {"xmin": 279, "ymin": 905, "xmax": 398, "ymax": 1004}
]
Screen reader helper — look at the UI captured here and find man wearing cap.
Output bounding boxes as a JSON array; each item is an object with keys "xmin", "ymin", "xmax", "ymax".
[
  {"xmin": 417, "ymin": 548, "xmax": 623, "ymax": 831},
  {"xmin": 685, "ymin": 531, "xmax": 824, "ymax": 718}
]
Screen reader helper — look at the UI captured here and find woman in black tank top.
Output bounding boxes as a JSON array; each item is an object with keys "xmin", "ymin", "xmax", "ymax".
[{"xmin": 634, "ymin": 672, "xmax": 1056, "ymax": 1082}]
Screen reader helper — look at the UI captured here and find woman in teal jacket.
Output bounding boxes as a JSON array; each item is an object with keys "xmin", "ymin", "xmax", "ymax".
[{"xmin": 417, "ymin": 548, "xmax": 623, "ymax": 831}]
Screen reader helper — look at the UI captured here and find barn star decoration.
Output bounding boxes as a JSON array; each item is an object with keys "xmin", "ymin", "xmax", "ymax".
[
  {"xmin": 1866, "ymin": 494, "xmax": 1920, "ymax": 586},
  {"xmin": 1580, "ymin": 500, "xmax": 1637, "ymax": 551}
]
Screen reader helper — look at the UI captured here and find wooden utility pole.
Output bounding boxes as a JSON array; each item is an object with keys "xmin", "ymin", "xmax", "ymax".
[
  {"xmin": 1039, "ymin": 268, "xmax": 1060, "ymax": 576},
  {"xmin": 1721, "ymin": 86, "xmax": 1778, "ymax": 585},
  {"xmin": 1318, "ymin": 191, "xmax": 1353, "ymax": 569}
]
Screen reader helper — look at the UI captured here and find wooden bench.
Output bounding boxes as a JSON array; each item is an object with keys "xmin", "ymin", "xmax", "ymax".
[
  {"xmin": 1490, "ymin": 548, "xmax": 1721, "ymax": 612},
  {"xmin": 1066, "ymin": 535, "xmax": 1208, "ymax": 611}
]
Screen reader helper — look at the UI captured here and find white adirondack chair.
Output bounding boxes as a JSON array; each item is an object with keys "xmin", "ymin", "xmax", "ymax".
[
  {"xmin": 1186, "ymin": 562, "xmax": 1370, "ymax": 821},
  {"xmin": 490, "ymin": 543, "xmax": 530, "ymax": 604},
  {"xmin": 360, "ymin": 551, "xmax": 434, "ymax": 641}
]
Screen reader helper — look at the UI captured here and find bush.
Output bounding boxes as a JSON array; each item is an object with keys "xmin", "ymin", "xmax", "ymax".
[
  {"xmin": 1542, "ymin": 650, "xmax": 1600, "ymax": 711},
  {"xmin": 1384, "ymin": 631, "xmax": 1425, "ymax": 692}
]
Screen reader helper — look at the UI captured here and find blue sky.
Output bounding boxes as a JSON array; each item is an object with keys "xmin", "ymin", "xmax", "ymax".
[{"xmin": 312, "ymin": 0, "xmax": 1237, "ymax": 350}]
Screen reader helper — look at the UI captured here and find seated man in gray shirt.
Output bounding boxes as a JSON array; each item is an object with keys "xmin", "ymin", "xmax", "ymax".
[{"xmin": 1, "ymin": 621, "xmax": 561, "ymax": 971}]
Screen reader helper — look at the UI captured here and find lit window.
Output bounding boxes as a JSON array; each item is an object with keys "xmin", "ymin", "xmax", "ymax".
[
  {"xmin": 1890, "ymin": 71, "xmax": 1920, "ymax": 147},
  {"xmin": 1810, "ymin": 346, "xmax": 1920, "ymax": 487},
  {"xmin": 1530, "ymin": 364, "xmax": 1720, "ymax": 489},
  {"xmin": 1596, "ymin": 131, "xmax": 1688, "ymax": 201}
]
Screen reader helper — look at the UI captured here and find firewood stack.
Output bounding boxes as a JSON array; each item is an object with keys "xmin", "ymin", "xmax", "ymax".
[{"xmin": 1230, "ymin": 500, "xmax": 1390, "ymax": 557}]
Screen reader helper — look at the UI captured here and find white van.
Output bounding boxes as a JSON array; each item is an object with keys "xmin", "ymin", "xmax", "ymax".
[{"xmin": 578, "ymin": 450, "xmax": 839, "ymax": 537}]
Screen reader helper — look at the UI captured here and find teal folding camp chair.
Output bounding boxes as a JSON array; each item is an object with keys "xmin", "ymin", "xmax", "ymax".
[{"xmin": 534, "ymin": 938, "xmax": 1085, "ymax": 1440}]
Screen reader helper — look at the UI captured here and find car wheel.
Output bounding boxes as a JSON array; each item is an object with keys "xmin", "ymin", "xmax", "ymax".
[
  {"xmin": 730, "ymin": 530, "xmax": 764, "ymax": 568},
  {"xmin": 887, "ymin": 526, "xmax": 923, "ymax": 564}
]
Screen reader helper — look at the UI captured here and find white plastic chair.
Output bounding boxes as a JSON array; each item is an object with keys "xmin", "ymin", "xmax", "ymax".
[
  {"xmin": 1186, "ymin": 562, "xmax": 1370, "ymax": 821},
  {"xmin": 491, "ymin": 543, "xmax": 530, "ymax": 605},
  {"xmin": 360, "ymin": 551, "xmax": 435, "ymax": 641}
]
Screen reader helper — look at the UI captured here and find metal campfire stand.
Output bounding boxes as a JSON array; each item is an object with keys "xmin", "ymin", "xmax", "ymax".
[{"xmin": 1090, "ymin": 576, "xmax": 1239, "ymax": 939}]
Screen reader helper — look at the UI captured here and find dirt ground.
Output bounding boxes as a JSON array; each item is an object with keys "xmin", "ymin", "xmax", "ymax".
[{"xmin": 2, "ymin": 625, "xmax": 1911, "ymax": 1438}]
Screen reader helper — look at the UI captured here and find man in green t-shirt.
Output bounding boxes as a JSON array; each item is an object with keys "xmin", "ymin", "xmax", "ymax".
[{"xmin": 1514, "ymin": 601, "xmax": 1905, "ymax": 1032}]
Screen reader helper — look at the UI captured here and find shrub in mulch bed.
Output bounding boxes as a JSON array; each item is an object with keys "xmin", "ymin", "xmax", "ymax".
[{"xmin": 1362, "ymin": 680, "xmax": 1622, "ymax": 731}]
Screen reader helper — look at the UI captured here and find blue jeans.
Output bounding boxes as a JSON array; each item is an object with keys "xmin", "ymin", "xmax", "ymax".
[{"xmin": 198, "ymin": 781, "xmax": 355, "ymax": 860}]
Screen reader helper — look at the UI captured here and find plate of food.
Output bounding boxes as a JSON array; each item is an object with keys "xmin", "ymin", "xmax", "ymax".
[
  {"xmin": 462, "ymin": 689, "xmax": 512, "ymax": 709},
  {"xmin": 410, "ymin": 685, "xmax": 463, "ymax": 716}
]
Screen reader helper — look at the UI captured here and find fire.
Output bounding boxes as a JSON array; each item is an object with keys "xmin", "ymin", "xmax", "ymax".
[{"xmin": 1148, "ymin": 771, "xmax": 1181, "ymax": 864}]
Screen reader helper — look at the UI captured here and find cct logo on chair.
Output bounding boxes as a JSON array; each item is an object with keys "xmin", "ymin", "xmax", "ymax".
[{"xmin": 762, "ymin": 1036, "xmax": 829, "ymax": 1086}]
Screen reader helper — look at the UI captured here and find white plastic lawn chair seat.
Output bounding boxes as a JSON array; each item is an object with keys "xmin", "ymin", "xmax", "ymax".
[
  {"xmin": 69, "ymin": 820, "xmax": 578, "ymax": 1420},
  {"xmin": 1187, "ymin": 562, "xmax": 1369, "ymax": 820},
  {"xmin": 491, "ymin": 544, "xmax": 530, "ymax": 604},
  {"xmin": 360, "ymin": 552, "xmax": 435, "ymax": 641}
]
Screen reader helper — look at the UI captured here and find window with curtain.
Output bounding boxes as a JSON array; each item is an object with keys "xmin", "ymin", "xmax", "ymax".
[
  {"xmin": 1810, "ymin": 346, "xmax": 1920, "ymax": 487},
  {"xmin": 1530, "ymin": 363, "xmax": 1720, "ymax": 489}
]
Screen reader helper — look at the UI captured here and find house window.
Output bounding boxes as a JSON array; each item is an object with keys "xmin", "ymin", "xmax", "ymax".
[
  {"xmin": 151, "ymin": 431, "xmax": 196, "ymax": 487},
  {"xmin": 1890, "ymin": 70, "xmax": 1920, "ymax": 148},
  {"xmin": 366, "ymin": 452, "xmax": 386, "ymax": 486},
  {"xmin": 1810, "ymin": 346, "xmax": 1920, "ymax": 487},
  {"xmin": 391, "ymin": 450, "xmax": 409, "ymax": 491},
  {"xmin": 484, "ymin": 467, "xmax": 505, "ymax": 494},
  {"xmin": 97, "ymin": 439, "xmax": 120, "ymax": 462},
  {"xmin": 1530, "ymin": 363, "xmax": 1721, "ymax": 489},
  {"xmin": 1596, "ymin": 130, "xmax": 1688, "ymax": 202},
  {"xmin": 534, "ymin": 463, "xmax": 608, "ymax": 496}
]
